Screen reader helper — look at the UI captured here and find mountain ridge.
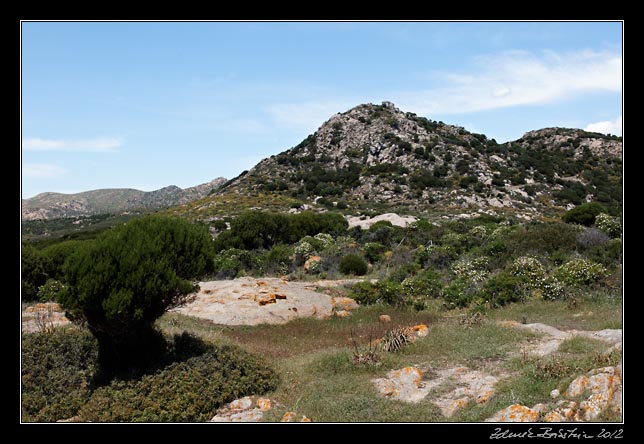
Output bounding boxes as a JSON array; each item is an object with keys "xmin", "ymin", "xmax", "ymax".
[
  {"xmin": 173, "ymin": 102, "xmax": 621, "ymax": 221},
  {"xmin": 22, "ymin": 177, "xmax": 227, "ymax": 221}
]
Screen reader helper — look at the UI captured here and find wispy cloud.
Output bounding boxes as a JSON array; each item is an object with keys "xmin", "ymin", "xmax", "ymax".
[
  {"xmin": 396, "ymin": 49, "xmax": 622, "ymax": 115},
  {"xmin": 22, "ymin": 137, "xmax": 123, "ymax": 152},
  {"xmin": 585, "ymin": 115, "xmax": 622, "ymax": 136},
  {"xmin": 23, "ymin": 163, "xmax": 68, "ymax": 178}
]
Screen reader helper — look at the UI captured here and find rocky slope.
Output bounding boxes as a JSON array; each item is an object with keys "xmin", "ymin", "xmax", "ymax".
[
  {"xmin": 196, "ymin": 102, "xmax": 621, "ymax": 220},
  {"xmin": 22, "ymin": 177, "xmax": 227, "ymax": 220}
]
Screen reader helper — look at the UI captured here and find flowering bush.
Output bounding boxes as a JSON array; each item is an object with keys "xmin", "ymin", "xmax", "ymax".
[
  {"xmin": 313, "ymin": 233, "xmax": 335, "ymax": 249},
  {"xmin": 508, "ymin": 256, "xmax": 546, "ymax": 281},
  {"xmin": 450, "ymin": 257, "xmax": 489, "ymax": 283},
  {"xmin": 595, "ymin": 213, "xmax": 621, "ymax": 239},
  {"xmin": 37, "ymin": 279, "xmax": 67, "ymax": 302},
  {"xmin": 539, "ymin": 277, "xmax": 565, "ymax": 301},
  {"xmin": 556, "ymin": 259, "xmax": 607, "ymax": 287},
  {"xmin": 294, "ymin": 241, "xmax": 314, "ymax": 259},
  {"xmin": 468, "ymin": 225, "xmax": 487, "ymax": 240}
]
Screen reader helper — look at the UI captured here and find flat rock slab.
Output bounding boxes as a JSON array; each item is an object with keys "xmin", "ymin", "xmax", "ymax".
[
  {"xmin": 373, "ymin": 365, "xmax": 502, "ymax": 417},
  {"xmin": 500, "ymin": 322, "xmax": 622, "ymax": 357},
  {"xmin": 174, "ymin": 277, "xmax": 358, "ymax": 326}
]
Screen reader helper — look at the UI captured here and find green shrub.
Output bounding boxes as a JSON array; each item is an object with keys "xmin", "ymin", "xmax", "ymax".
[
  {"xmin": 556, "ymin": 259, "xmax": 607, "ymax": 287},
  {"xmin": 348, "ymin": 281, "xmax": 380, "ymax": 305},
  {"xmin": 22, "ymin": 328, "xmax": 98, "ymax": 422},
  {"xmin": 595, "ymin": 213, "xmax": 621, "ymax": 238},
  {"xmin": 339, "ymin": 254, "xmax": 368, "ymax": 276},
  {"xmin": 562, "ymin": 202, "xmax": 606, "ymax": 226},
  {"xmin": 77, "ymin": 345, "xmax": 279, "ymax": 422},
  {"xmin": 42, "ymin": 240, "xmax": 87, "ymax": 280},
  {"xmin": 364, "ymin": 242, "xmax": 387, "ymax": 262},
  {"xmin": 478, "ymin": 272, "xmax": 521, "ymax": 307},
  {"xmin": 441, "ymin": 280, "xmax": 473, "ymax": 309},
  {"xmin": 504, "ymin": 223, "xmax": 580, "ymax": 256},
  {"xmin": 21, "ymin": 244, "xmax": 51, "ymax": 301}
]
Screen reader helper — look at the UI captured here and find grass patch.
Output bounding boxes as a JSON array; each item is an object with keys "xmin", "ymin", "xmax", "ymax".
[{"xmin": 486, "ymin": 295, "xmax": 622, "ymax": 331}]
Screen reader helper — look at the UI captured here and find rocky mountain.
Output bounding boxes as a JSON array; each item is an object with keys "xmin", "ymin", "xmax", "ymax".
[
  {"xmin": 193, "ymin": 102, "xmax": 621, "ymax": 220},
  {"xmin": 22, "ymin": 177, "xmax": 227, "ymax": 220}
]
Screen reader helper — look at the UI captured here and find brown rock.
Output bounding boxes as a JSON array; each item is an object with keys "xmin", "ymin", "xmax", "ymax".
[
  {"xmin": 379, "ymin": 314, "xmax": 392, "ymax": 323},
  {"xmin": 304, "ymin": 256, "xmax": 322, "ymax": 273}
]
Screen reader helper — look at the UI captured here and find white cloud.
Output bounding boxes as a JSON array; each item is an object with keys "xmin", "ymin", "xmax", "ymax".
[
  {"xmin": 584, "ymin": 115, "xmax": 622, "ymax": 136},
  {"xmin": 23, "ymin": 163, "xmax": 68, "ymax": 178},
  {"xmin": 23, "ymin": 137, "xmax": 123, "ymax": 152},
  {"xmin": 395, "ymin": 49, "xmax": 622, "ymax": 115}
]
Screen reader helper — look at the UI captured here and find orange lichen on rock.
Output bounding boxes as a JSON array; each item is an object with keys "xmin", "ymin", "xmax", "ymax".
[
  {"xmin": 412, "ymin": 324, "xmax": 428, "ymax": 337},
  {"xmin": 300, "ymin": 416, "xmax": 311, "ymax": 422},
  {"xmin": 256, "ymin": 398, "xmax": 272, "ymax": 411},
  {"xmin": 303, "ymin": 256, "xmax": 322, "ymax": 272},
  {"xmin": 281, "ymin": 412, "xmax": 297, "ymax": 422},
  {"xmin": 255, "ymin": 294, "xmax": 277, "ymax": 306},
  {"xmin": 486, "ymin": 404, "xmax": 540, "ymax": 422},
  {"xmin": 476, "ymin": 389, "xmax": 494, "ymax": 404},
  {"xmin": 332, "ymin": 297, "xmax": 359, "ymax": 311},
  {"xmin": 335, "ymin": 310, "xmax": 351, "ymax": 318}
]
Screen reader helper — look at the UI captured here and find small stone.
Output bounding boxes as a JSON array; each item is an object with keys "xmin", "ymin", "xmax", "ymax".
[
  {"xmin": 550, "ymin": 389, "xmax": 560, "ymax": 399},
  {"xmin": 281, "ymin": 411, "xmax": 297, "ymax": 422},
  {"xmin": 379, "ymin": 314, "xmax": 391, "ymax": 323},
  {"xmin": 335, "ymin": 310, "xmax": 351, "ymax": 318},
  {"xmin": 300, "ymin": 415, "xmax": 311, "ymax": 422}
]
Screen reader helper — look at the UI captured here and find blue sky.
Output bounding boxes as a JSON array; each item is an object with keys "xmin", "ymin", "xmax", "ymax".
[{"xmin": 21, "ymin": 21, "xmax": 622, "ymax": 198}]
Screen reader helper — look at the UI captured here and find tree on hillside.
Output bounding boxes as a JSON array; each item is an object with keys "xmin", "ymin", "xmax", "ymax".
[{"xmin": 58, "ymin": 216, "xmax": 214, "ymax": 378}]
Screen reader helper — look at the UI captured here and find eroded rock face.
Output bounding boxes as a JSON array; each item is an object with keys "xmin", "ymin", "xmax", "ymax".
[{"xmin": 174, "ymin": 277, "xmax": 358, "ymax": 325}]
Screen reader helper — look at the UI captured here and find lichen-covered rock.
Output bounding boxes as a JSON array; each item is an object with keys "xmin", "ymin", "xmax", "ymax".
[
  {"xmin": 412, "ymin": 324, "xmax": 428, "ymax": 337},
  {"xmin": 372, "ymin": 367, "xmax": 428, "ymax": 403},
  {"xmin": 486, "ymin": 404, "xmax": 540, "ymax": 422}
]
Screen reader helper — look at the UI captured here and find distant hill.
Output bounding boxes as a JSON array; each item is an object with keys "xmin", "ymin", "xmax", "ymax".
[
  {"xmin": 169, "ymin": 102, "xmax": 622, "ymax": 221},
  {"xmin": 22, "ymin": 177, "xmax": 227, "ymax": 220}
]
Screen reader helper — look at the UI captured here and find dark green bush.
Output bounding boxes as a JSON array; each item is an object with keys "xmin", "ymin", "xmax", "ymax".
[
  {"xmin": 562, "ymin": 202, "xmax": 607, "ymax": 226},
  {"xmin": 21, "ymin": 244, "xmax": 51, "ymax": 301},
  {"xmin": 478, "ymin": 272, "xmax": 521, "ymax": 307},
  {"xmin": 59, "ymin": 215, "xmax": 215, "ymax": 378},
  {"xmin": 364, "ymin": 242, "xmax": 387, "ymax": 262},
  {"xmin": 22, "ymin": 328, "xmax": 98, "ymax": 422},
  {"xmin": 339, "ymin": 254, "xmax": 368, "ymax": 276},
  {"xmin": 42, "ymin": 240, "xmax": 87, "ymax": 281},
  {"xmin": 77, "ymin": 345, "xmax": 279, "ymax": 422},
  {"xmin": 349, "ymin": 281, "xmax": 381, "ymax": 305},
  {"xmin": 504, "ymin": 223, "xmax": 579, "ymax": 257},
  {"xmin": 22, "ymin": 329, "xmax": 279, "ymax": 423}
]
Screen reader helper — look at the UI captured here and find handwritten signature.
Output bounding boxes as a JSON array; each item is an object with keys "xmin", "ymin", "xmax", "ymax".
[{"xmin": 490, "ymin": 428, "xmax": 623, "ymax": 439}]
